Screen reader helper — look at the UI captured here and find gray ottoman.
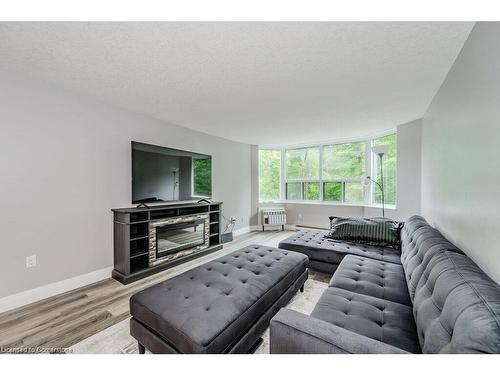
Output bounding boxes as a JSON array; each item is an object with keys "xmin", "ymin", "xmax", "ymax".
[{"xmin": 129, "ymin": 245, "xmax": 308, "ymax": 353}]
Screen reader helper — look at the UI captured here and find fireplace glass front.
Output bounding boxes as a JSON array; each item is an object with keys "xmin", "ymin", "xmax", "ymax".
[{"xmin": 156, "ymin": 219, "xmax": 206, "ymax": 258}]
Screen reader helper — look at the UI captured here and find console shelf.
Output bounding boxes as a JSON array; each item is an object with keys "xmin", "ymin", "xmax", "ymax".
[{"xmin": 112, "ymin": 201, "xmax": 223, "ymax": 284}]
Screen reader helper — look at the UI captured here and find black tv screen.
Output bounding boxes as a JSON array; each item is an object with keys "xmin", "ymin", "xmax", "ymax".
[{"xmin": 131, "ymin": 141, "xmax": 212, "ymax": 204}]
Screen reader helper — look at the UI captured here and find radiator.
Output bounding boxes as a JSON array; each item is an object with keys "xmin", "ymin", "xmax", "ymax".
[{"xmin": 261, "ymin": 208, "xmax": 286, "ymax": 231}]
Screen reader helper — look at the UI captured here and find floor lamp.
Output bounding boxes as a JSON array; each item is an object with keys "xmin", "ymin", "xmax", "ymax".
[{"xmin": 364, "ymin": 144, "xmax": 389, "ymax": 218}]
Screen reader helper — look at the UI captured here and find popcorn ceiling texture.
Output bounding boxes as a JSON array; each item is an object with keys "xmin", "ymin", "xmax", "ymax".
[{"xmin": 0, "ymin": 22, "xmax": 472, "ymax": 145}]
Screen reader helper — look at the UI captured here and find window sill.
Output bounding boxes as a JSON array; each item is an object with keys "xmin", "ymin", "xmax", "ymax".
[{"xmin": 259, "ymin": 200, "xmax": 397, "ymax": 210}]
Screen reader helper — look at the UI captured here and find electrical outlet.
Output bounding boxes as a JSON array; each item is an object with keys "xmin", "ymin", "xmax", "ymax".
[
  {"xmin": 298, "ymin": 213, "xmax": 303, "ymax": 223},
  {"xmin": 26, "ymin": 255, "xmax": 37, "ymax": 268}
]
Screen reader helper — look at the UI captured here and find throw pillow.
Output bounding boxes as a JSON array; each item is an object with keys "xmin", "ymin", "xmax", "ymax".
[{"xmin": 326, "ymin": 216, "xmax": 403, "ymax": 248}]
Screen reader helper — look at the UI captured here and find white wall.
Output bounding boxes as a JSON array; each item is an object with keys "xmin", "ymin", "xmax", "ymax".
[
  {"xmin": 253, "ymin": 120, "xmax": 422, "ymax": 229},
  {"xmin": 421, "ymin": 23, "xmax": 500, "ymax": 284},
  {"xmin": 0, "ymin": 72, "xmax": 252, "ymax": 298}
]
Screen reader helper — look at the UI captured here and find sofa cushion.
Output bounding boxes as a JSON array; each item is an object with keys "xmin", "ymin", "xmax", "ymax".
[
  {"xmin": 413, "ymin": 250, "xmax": 500, "ymax": 353},
  {"xmin": 401, "ymin": 215, "xmax": 464, "ymax": 301},
  {"xmin": 278, "ymin": 230, "xmax": 401, "ymax": 266},
  {"xmin": 327, "ymin": 216, "xmax": 403, "ymax": 249},
  {"xmin": 311, "ymin": 287, "xmax": 420, "ymax": 353},
  {"xmin": 329, "ymin": 255, "xmax": 412, "ymax": 306},
  {"xmin": 130, "ymin": 245, "xmax": 308, "ymax": 353}
]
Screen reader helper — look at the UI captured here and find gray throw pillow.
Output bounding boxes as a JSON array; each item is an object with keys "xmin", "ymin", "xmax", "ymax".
[{"xmin": 326, "ymin": 216, "xmax": 403, "ymax": 249}]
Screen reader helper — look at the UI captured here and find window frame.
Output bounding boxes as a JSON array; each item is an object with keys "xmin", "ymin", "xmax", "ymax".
[
  {"xmin": 259, "ymin": 130, "xmax": 396, "ymax": 206},
  {"xmin": 284, "ymin": 146, "xmax": 321, "ymax": 201}
]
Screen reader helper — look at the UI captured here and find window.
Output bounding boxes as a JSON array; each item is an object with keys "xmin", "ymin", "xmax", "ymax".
[
  {"xmin": 373, "ymin": 134, "xmax": 397, "ymax": 205},
  {"xmin": 322, "ymin": 141, "xmax": 366, "ymax": 203},
  {"xmin": 303, "ymin": 182, "xmax": 320, "ymax": 200},
  {"xmin": 192, "ymin": 157, "xmax": 212, "ymax": 197},
  {"xmin": 286, "ymin": 182, "xmax": 301, "ymax": 200},
  {"xmin": 285, "ymin": 147, "xmax": 320, "ymax": 180},
  {"xmin": 322, "ymin": 142, "xmax": 366, "ymax": 179},
  {"xmin": 344, "ymin": 182, "xmax": 364, "ymax": 203},
  {"xmin": 323, "ymin": 181, "xmax": 342, "ymax": 201},
  {"xmin": 259, "ymin": 149, "xmax": 281, "ymax": 201},
  {"xmin": 285, "ymin": 147, "xmax": 320, "ymax": 200},
  {"xmin": 258, "ymin": 132, "xmax": 397, "ymax": 206}
]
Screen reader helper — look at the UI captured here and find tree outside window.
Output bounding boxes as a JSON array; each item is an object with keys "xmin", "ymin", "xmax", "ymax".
[
  {"xmin": 259, "ymin": 149, "xmax": 281, "ymax": 201},
  {"xmin": 258, "ymin": 133, "xmax": 396, "ymax": 205},
  {"xmin": 192, "ymin": 157, "xmax": 212, "ymax": 197}
]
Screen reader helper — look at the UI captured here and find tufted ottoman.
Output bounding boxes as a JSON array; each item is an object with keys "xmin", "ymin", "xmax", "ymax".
[
  {"xmin": 278, "ymin": 230, "xmax": 401, "ymax": 273},
  {"xmin": 129, "ymin": 244, "xmax": 308, "ymax": 354}
]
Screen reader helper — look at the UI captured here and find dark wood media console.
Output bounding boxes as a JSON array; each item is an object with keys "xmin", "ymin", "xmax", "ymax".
[{"xmin": 112, "ymin": 201, "xmax": 223, "ymax": 284}]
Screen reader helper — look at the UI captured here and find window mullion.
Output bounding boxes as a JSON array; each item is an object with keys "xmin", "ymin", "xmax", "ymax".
[
  {"xmin": 319, "ymin": 146, "xmax": 324, "ymax": 202},
  {"xmin": 281, "ymin": 148, "xmax": 285, "ymax": 201},
  {"xmin": 365, "ymin": 140, "xmax": 372, "ymax": 205}
]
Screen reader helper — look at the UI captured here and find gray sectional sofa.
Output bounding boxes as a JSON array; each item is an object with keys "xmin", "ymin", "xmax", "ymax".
[
  {"xmin": 271, "ymin": 215, "xmax": 500, "ymax": 353},
  {"xmin": 278, "ymin": 229, "xmax": 401, "ymax": 273}
]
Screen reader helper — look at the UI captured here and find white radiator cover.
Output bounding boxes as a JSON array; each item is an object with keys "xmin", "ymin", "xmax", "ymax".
[{"xmin": 261, "ymin": 208, "xmax": 287, "ymax": 226}]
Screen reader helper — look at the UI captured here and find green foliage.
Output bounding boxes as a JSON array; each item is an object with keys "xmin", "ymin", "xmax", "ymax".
[
  {"xmin": 303, "ymin": 182, "xmax": 320, "ymax": 200},
  {"xmin": 322, "ymin": 142, "xmax": 366, "ymax": 179},
  {"xmin": 344, "ymin": 182, "xmax": 363, "ymax": 203},
  {"xmin": 286, "ymin": 147, "xmax": 320, "ymax": 180},
  {"xmin": 259, "ymin": 149, "xmax": 281, "ymax": 201},
  {"xmin": 373, "ymin": 134, "xmax": 396, "ymax": 205},
  {"xmin": 193, "ymin": 158, "xmax": 212, "ymax": 197},
  {"xmin": 324, "ymin": 181, "xmax": 342, "ymax": 201}
]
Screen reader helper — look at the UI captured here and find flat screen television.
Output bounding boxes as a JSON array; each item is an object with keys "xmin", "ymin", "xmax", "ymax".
[{"xmin": 131, "ymin": 141, "xmax": 212, "ymax": 204}]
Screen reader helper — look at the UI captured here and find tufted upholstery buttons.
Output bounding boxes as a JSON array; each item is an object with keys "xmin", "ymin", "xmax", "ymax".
[
  {"xmin": 278, "ymin": 229, "xmax": 402, "ymax": 267},
  {"xmin": 329, "ymin": 255, "xmax": 412, "ymax": 306},
  {"xmin": 311, "ymin": 287, "xmax": 420, "ymax": 353},
  {"xmin": 129, "ymin": 244, "xmax": 309, "ymax": 354}
]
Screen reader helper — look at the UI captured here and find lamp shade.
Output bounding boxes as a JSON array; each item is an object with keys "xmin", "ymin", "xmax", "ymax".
[{"xmin": 371, "ymin": 144, "xmax": 389, "ymax": 156}]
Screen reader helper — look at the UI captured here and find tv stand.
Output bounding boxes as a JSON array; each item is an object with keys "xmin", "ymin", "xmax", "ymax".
[{"xmin": 111, "ymin": 201, "xmax": 223, "ymax": 284}]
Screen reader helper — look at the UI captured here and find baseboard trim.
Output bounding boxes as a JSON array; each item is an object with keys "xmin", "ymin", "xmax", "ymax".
[
  {"xmin": 0, "ymin": 267, "xmax": 113, "ymax": 314},
  {"xmin": 232, "ymin": 226, "xmax": 251, "ymax": 236}
]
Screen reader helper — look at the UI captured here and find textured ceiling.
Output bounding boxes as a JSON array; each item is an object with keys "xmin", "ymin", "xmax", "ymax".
[{"xmin": 0, "ymin": 22, "xmax": 473, "ymax": 145}]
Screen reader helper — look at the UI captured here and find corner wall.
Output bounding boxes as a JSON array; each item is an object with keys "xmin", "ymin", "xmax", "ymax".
[
  {"xmin": 0, "ymin": 72, "xmax": 252, "ymax": 299},
  {"xmin": 421, "ymin": 23, "xmax": 500, "ymax": 284}
]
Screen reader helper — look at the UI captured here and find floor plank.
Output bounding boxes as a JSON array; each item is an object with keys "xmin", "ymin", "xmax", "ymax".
[{"xmin": 0, "ymin": 230, "xmax": 300, "ymax": 349}]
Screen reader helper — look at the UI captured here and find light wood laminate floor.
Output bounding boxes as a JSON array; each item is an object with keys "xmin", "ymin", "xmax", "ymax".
[{"xmin": 0, "ymin": 230, "xmax": 326, "ymax": 350}]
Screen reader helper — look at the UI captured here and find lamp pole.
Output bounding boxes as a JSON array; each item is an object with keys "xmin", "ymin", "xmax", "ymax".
[{"xmin": 378, "ymin": 153, "xmax": 385, "ymax": 218}]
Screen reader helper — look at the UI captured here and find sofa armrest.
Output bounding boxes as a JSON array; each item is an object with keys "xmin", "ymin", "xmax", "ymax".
[{"xmin": 270, "ymin": 308, "xmax": 409, "ymax": 354}]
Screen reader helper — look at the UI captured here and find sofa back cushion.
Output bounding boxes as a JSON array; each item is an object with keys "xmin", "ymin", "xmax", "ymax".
[
  {"xmin": 413, "ymin": 250, "xmax": 500, "ymax": 353},
  {"xmin": 401, "ymin": 215, "xmax": 463, "ymax": 300}
]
